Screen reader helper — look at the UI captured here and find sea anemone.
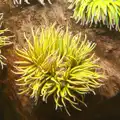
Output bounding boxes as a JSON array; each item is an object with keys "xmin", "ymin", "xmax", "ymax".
[
  {"xmin": 69, "ymin": 0, "xmax": 120, "ymax": 31},
  {"xmin": 0, "ymin": 13, "xmax": 12, "ymax": 68},
  {"xmin": 13, "ymin": 0, "xmax": 52, "ymax": 6},
  {"xmin": 14, "ymin": 24, "xmax": 103, "ymax": 115}
]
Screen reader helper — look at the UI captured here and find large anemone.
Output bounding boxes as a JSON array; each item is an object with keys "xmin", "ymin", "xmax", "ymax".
[
  {"xmin": 14, "ymin": 24, "xmax": 104, "ymax": 115},
  {"xmin": 69, "ymin": 0, "xmax": 120, "ymax": 31}
]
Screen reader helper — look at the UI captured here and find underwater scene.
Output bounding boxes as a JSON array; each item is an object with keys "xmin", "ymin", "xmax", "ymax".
[{"xmin": 0, "ymin": 0, "xmax": 120, "ymax": 120}]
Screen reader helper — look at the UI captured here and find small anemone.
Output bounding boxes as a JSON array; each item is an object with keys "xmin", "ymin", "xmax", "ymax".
[
  {"xmin": 0, "ymin": 13, "xmax": 12, "ymax": 68},
  {"xmin": 13, "ymin": 0, "xmax": 52, "ymax": 6}
]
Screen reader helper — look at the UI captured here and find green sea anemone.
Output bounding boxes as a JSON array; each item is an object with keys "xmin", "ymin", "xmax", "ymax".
[
  {"xmin": 69, "ymin": 0, "xmax": 120, "ymax": 31},
  {"xmin": 14, "ymin": 24, "xmax": 103, "ymax": 115},
  {"xmin": 0, "ymin": 29, "xmax": 12, "ymax": 68},
  {"xmin": 0, "ymin": 14, "xmax": 12, "ymax": 68}
]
